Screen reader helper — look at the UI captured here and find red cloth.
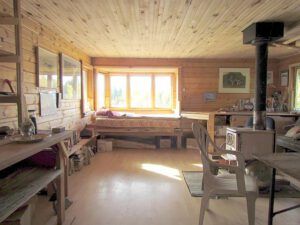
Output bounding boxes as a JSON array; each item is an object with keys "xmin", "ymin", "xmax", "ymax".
[{"xmin": 25, "ymin": 145, "xmax": 58, "ymax": 168}]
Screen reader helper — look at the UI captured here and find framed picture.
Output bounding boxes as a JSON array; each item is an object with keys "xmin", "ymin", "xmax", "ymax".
[
  {"xmin": 218, "ymin": 68, "xmax": 250, "ymax": 93},
  {"xmin": 203, "ymin": 92, "xmax": 217, "ymax": 102},
  {"xmin": 36, "ymin": 47, "xmax": 59, "ymax": 89},
  {"xmin": 280, "ymin": 70, "xmax": 289, "ymax": 86},
  {"xmin": 267, "ymin": 71, "xmax": 273, "ymax": 85},
  {"xmin": 60, "ymin": 53, "xmax": 82, "ymax": 99},
  {"xmin": 40, "ymin": 92, "xmax": 57, "ymax": 116}
]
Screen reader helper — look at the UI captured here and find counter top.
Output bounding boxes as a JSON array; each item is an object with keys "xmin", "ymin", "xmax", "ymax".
[{"xmin": 181, "ymin": 111, "xmax": 300, "ymax": 120}]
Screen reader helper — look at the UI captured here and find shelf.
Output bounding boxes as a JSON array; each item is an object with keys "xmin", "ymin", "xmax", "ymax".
[
  {"xmin": 68, "ymin": 138, "xmax": 95, "ymax": 156},
  {"xmin": 0, "ymin": 16, "xmax": 19, "ymax": 25},
  {"xmin": 0, "ymin": 167, "xmax": 61, "ymax": 222},
  {"xmin": 0, "ymin": 95, "xmax": 18, "ymax": 103}
]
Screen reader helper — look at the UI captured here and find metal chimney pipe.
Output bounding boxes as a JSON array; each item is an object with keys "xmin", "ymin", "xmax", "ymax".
[
  {"xmin": 242, "ymin": 22, "xmax": 284, "ymax": 130},
  {"xmin": 253, "ymin": 41, "xmax": 268, "ymax": 130}
]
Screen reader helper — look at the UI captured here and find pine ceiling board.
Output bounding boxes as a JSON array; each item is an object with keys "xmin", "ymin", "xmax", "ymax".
[{"xmin": 14, "ymin": 0, "xmax": 300, "ymax": 58}]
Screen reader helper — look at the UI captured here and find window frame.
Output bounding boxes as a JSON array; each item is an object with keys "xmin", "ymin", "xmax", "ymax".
[
  {"xmin": 294, "ymin": 67, "xmax": 300, "ymax": 111},
  {"xmin": 107, "ymin": 72, "xmax": 174, "ymax": 111}
]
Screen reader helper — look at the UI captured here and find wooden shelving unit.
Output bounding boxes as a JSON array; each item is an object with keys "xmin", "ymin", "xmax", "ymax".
[
  {"xmin": 68, "ymin": 137, "xmax": 96, "ymax": 157},
  {"xmin": 0, "ymin": 167, "xmax": 61, "ymax": 222},
  {"xmin": 0, "ymin": 0, "xmax": 25, "ymax": 126}
]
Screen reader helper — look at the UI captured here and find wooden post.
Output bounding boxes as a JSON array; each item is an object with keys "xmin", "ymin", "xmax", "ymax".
[{"xmin": 14, "ymin": 0, "xmax": 25, "ymax": 126}]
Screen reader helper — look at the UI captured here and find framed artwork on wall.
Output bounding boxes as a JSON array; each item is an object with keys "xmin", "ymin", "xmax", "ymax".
[
  {"xmin": 267, "ymin": 71, "xmax": 273, "ymax": 84},
  {"xmin": 36, "ymin": 47, "xmax": 59, "ymax": 89},
  {"xmin": 218, "ymin": 68, "xmax": 250, "ymax": 93},
  {"xmin": 60, "ymin": 53, "xmax": 82, "ymax": 99},
  {"xmin": 40, "ymin": 91, "xmax": 57, "ymax": 116},
  {"xmin": 280, "ymin": 70, "xmax": 289, "ymax": 86}
]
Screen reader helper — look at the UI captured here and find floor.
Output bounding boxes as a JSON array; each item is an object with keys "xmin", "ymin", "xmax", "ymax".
[{"xmin": 33, "ymin": 148, "xmax": 300, "ymax": 225}]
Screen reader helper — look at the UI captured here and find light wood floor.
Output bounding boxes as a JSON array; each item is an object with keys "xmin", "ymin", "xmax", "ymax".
[{"xmin": 33, "ymin": 148, "xmax": 300, "ymax": 225}]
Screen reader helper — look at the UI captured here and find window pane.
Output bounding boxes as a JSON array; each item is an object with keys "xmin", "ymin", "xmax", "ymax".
[
  {"xmin": 97, "ymin": 73, "xmax": 105, "ymax": 109},
  {"xmin": 130, "ymin": 76, "xmax": 152, "ymax": 108},
  {"xmin": 110, "ymin": 76, "xmax": 127, "ymax": 108},
  {"xmin": 155, "ymin": 76, "xmax": 172, "ymax": 108},
  {"xmin": 295, "ymin": 69, "xmax": 300, "ymax": 109}
]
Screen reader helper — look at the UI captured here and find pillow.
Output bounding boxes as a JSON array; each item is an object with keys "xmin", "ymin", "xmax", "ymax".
[
  {"xmin": 285, "ymin": 125, "xmax": 300, "ymax": 138},
  {"xmin": 96, "ymin": 109, "xmax": 114, "ymax": 117}
]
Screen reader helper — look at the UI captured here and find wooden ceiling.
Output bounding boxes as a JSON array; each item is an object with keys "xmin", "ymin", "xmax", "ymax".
[{"xmin": 19, "ymin": 0, "xmax": 300, "ymax": 58}]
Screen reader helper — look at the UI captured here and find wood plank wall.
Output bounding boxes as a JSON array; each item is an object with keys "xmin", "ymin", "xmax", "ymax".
[
  {"xmin": 92, "ymin": 57, "xmax": 280, "ymax": 112},
  {"xmin": 0, "ymin": 0, "xmax": 91, "ymax": 130}
]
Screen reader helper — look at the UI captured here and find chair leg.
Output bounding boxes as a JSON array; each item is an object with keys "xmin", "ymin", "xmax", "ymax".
[
  {"xmin": 199, "ymin": 193, "xmax": 210, "ymax": 225},
  {"xmin": 246, "ymin": 194, "xmax": 256, "ymax": 225}
]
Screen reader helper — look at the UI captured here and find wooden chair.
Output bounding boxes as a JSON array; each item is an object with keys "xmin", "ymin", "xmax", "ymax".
[{"xmin": 192, "ymin": 122, "xmax": 258, "ymax": 225}]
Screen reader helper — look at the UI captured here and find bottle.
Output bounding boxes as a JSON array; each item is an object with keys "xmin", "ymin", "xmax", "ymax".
[{"xmin": 28, "ymin": 110, "xmax": 37, "ymax": 134}]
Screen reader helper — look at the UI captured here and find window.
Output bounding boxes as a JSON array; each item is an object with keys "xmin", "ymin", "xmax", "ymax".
[
  {"xmin": 106, "ymin": 72, "xmax": 174, "ymax": 111},
  {"xmin": 130, "ymin": 75, "xmax": 152, "ymax": 108},
  {"xmin": 110, "ymin": 75, "xmax": 127, "ymax": 108},
  {"xmin": 96, "ymin": 73, "xmax": 105, "ymax": 109},
  {"xmin": 295, "ymin": 68, "xmax": 300, "ymax": 110},
  {"xmin": 155, "ymin": 76, "xmax": 172, "ymax": 108}
]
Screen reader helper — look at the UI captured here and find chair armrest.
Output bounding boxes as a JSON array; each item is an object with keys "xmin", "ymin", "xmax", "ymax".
[{"xmin": 215, "ymin": 149, "xmax": 245, "ymax": 170}]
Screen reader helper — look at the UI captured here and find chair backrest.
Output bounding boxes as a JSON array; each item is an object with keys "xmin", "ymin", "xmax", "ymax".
[
  {"xmin": 192, "ymin": 122, "xmax": 218, "ymax": 176},
  {"xmin": 245, "ymin": 116, "xmax": 275, "ymax": 130}
]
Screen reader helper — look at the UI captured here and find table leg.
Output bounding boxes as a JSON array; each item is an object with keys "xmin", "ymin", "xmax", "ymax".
[
  {"xmin": 56, "ymin": 143, "xmax": 65, "ymax": 225},
  {"xmin": 176, "ymin": 135, "xmax": 182, "ymax": 149},
  {"xmin": 57, "ymin": 141, "xmax": 69, "ymax": 196},
  {"xmin": 154, "ymin": 136, "xmax": 160, "ymax": 149},
  {"xmin": 268, "ymin": 168, "xmax": 276, "ymax": 225}
]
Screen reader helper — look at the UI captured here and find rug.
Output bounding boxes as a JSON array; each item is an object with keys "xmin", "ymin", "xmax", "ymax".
[{"xmin": 182, "ymin": 171, "xmax": 300, "ymax": 198}]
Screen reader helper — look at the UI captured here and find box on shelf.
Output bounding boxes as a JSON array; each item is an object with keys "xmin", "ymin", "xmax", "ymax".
[
  {"xmin": 97, "ymin": 139, "xmax": 113, "ymax": 152},
  {"xmin": 230, "ymin": 116, "xmax": 248, "ymax": 127},
  {"xmin": 0, "ymin": 205, "xmax": 31, "ymax": 225}
]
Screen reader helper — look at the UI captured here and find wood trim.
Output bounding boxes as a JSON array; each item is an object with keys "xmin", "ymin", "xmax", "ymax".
[
  {"xmin": 93, "ymin": 68, "xmax": 97, "ymax": 110},
  {"xmin": 35, "ymin": 46, "xmax": 39, "ymax": 88},
  {"xmin": 14, "ymin": 0, "xmax": 24, "ymax": 126},
  {"xmin": 80, "ymin": 60, "xmax": 84, "ymax": 117},
  {"xmin": 59, "ymin": 53, "xmax": 63, "ymax": 95}
]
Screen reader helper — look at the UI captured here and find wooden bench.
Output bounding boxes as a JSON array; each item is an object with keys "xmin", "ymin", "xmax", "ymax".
[{"xmin": 87, "ymin": 125, "xmax": 183, "ymax": 149}]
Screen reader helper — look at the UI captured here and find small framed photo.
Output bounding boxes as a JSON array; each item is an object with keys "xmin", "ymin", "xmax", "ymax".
[
  {"xmin": 267, "ymin": 71, "xmax": 273, "ymax": 85},
  {"xmin": 203, "ymin": 92, "xmax": 217, "ymax": 102},
  {"xmin": 280, "ymin": 71, "xmax": 289, "ymax": 86}
]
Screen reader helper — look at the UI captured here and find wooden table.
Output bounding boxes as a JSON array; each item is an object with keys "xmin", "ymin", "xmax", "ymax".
[
  {"xmin": 277, "ymin": 135, "xmax": 300, "ymax": 152},
  {"xmin": 0, "ymin": 131, "xmax": 72, "ymax": 225},
  {"xmin": 254, "ymin": 153, "xmax": 300, "ymax": 225}
]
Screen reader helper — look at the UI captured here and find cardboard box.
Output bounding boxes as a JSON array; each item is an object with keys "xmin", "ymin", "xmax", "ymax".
[
  {"xmin": 97, "ymin": 139, "xmax": 113, "ymax": 152},
  {"xmin": 160, "ymin": 139, "xmax": 171, "ymax": 148},
  {"xmin": 186, "ymin": 138, "xmax": 198, "ymax": 149}
]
